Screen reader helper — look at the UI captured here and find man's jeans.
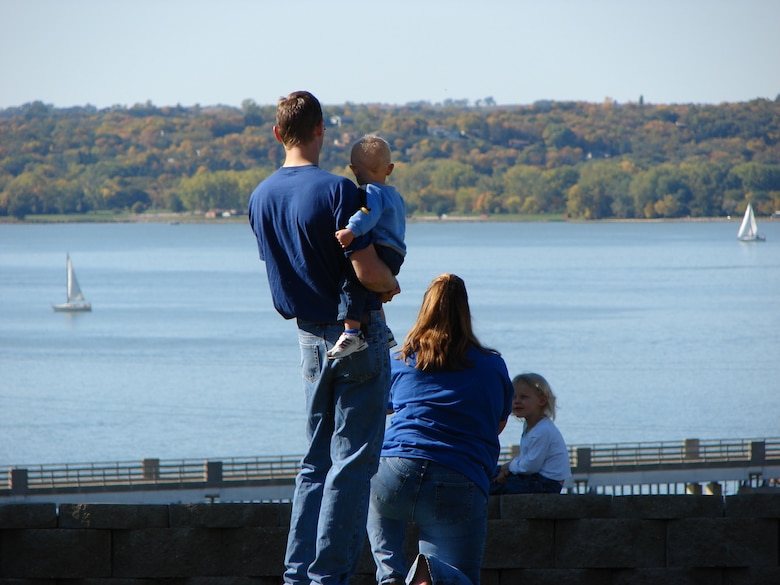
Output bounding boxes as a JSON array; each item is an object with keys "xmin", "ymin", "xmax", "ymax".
[
  {"xmin": 284, "ymin": 311, "xmax": 390, "ymax": 585},
  {"xmin": 367, "ymin": 457, "xmax": 488, "ymax": 585}
]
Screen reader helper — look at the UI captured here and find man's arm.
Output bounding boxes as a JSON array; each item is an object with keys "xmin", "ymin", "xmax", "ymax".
[{"xmin": 350, "ymin": 245, "xmax": 400, "ymax": 301}]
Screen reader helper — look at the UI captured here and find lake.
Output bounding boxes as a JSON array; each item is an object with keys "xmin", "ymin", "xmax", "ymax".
[{"xmin": 1, "ymin": 219, "xmax": 778, "ymax": 466}]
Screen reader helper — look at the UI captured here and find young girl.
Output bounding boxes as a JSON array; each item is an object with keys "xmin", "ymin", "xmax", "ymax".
[{"xmin": 490, "ymin": 373, "xmax": 571, "ymax": 494}]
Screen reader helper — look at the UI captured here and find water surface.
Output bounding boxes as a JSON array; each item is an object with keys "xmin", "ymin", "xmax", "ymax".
[{"xmin": 1, "ymin": 220, "xmax": 778, "ymax": 465}]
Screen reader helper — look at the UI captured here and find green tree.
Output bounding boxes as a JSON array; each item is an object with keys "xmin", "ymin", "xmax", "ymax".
[{"xmin": 567, "ymin": 161, "xmax": 632, "ymax": 219}]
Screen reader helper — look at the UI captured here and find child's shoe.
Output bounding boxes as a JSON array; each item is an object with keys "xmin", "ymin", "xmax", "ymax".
[
  {"xmin": 327, "ymin": 331, "xmax": 368, "ymax": 359},
  {"xmin": 386, "ymin": 326, "xmax": 397, "ymax": 349}
]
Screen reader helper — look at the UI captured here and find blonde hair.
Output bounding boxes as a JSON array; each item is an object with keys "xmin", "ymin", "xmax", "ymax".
[
  {"xmin": 399, "ymin": 273, "xmax": 498, "ymax": 372},
  {"xmin": 350, "ymin": 135, "xmax": 391, "ymax": 172},
  {"xmin": 513, "ymin": 373, "xmax": 557, "ymax": 420}
]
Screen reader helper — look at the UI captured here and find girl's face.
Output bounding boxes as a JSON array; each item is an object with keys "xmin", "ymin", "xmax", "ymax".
[{"xmin": 512, "ymin": 382, "xmax": 547, "ymax": 420}]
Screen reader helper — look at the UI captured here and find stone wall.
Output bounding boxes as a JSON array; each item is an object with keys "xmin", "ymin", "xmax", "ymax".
[{"xmin": 1, "ymin": 494, "xmax": 778, "ymax": 584}]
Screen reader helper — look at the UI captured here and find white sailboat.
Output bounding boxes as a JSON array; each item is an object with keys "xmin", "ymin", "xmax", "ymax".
[
  {"xmin": 52, "ymin": 254, "xmax": 92, "ymax": 312},
  {"xmin": 736, "ymin": 203, "xmax": 766, "ymax": 242}
]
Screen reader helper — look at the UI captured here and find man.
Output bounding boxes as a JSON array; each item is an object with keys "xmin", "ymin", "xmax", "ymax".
[{"xmin": 247, "ymin": 90, "xmax": 399, "ymax": 585}]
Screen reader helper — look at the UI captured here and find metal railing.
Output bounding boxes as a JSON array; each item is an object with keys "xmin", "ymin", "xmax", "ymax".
[
  {"xmin": 3, "ymin": 437, "xmax": 778, "ymax": 494},
  {"xmin": 2, "ymin": 455, "xmax": 301, "ymax": 492},
  {"xmin": 551, "ymin": 437, "xmax": 776, "ymax": 470}
]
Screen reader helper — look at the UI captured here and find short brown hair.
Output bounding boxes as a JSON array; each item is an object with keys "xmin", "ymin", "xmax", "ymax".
[
  {"xmin": 276, "ymin": 91, "xmax": 322, "ymax": 147},
  {"xmin": 399, "ymin": 273, "xmax": 497, "ymax": 371}
]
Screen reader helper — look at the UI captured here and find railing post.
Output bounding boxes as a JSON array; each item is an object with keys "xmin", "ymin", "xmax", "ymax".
[
  {"xmin": 576, "ymin": 447, "xmax": 591, "ymax": 471},
  {"xmin": 750, "ymin": 441, "xmax": 765, "ymax": 464},
  {"xmin": 10, "ymin": 468, "xmax": 29, "ymax": 493},
  {"xmin": 205, "ymin": 461, "xmax": 223, "ymax": 486},
  {"xmin": 684, "ymin": 438, "xmax": 700, "ymax": 461},
  {"xmin": 142, "ymin": 458, "xmax": 160, "ymax": 481}
]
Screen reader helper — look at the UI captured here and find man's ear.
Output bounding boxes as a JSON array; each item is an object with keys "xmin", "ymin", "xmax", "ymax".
[
  {"xmin": 273, "ymin": 125, "xmax": 284, "ymax": 144},
  {"xmin": 386, "ymin": 163, "xmax": 395, "ymax": 177}
]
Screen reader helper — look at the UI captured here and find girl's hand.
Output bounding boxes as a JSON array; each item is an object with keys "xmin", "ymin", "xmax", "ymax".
[{"xmin": 493, "ymin": 463, "xmax": 510, "ymax": 484}]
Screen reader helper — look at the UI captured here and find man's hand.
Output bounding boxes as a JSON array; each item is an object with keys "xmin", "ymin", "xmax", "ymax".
[{"xmin": 378, "ymin": 281, "xmax": 401, "ymax": 303}]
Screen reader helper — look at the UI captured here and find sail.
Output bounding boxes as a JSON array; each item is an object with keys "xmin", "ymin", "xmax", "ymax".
[
  {"xmin": 737, "ymin": 204, "xmax": 758, "ymax": 240},
  {"xmin": 66, "ymin": 255, "xmax": 85, "ymax": 302}
]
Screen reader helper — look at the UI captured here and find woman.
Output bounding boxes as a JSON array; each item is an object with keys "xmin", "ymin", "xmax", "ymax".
[{"xmin": 367, "ymin": 273, "xmax": 514, "ymax": 585}]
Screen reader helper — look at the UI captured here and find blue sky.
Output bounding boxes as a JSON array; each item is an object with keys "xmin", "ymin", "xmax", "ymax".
[{"xmin": 1, "ymin": 0, "xmax": 778, "ymax": 109}]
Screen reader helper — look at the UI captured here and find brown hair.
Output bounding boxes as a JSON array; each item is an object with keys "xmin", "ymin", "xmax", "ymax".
[
  {"xmin": 275, "ymin": 91, "xmax": 322, "ymax": 147},
  {"xmin": 399, "ymin": 273, "xmax": 497, "ymax": 371}
]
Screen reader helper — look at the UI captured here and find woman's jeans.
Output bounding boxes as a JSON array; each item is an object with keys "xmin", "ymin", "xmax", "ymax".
[
  {"xmin": 285, "ymin": 311, "xmax": 391, "ymax": 585},
  {"xmin": 367, "ymin": 457, "xmax": 488, "ymax": 585}
]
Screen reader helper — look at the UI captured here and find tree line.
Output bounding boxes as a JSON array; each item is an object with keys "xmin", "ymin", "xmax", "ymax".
[{"xmin": 1, "ymin": 96, "xmax": 779, "ymax": 220}]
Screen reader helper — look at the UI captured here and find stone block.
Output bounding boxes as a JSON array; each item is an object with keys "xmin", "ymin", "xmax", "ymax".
[
  {"xmin": 0, "ymin": 504, "xmax": 57, "ymax": 529},
  {"xmin": 612, "ymin": 495, "xmax": 723, "ymax": 519},
  {"xmin": 556, "ymin": 519, "xmax": 665, "ymax": 568},
  {"xmin": 479, "ymin": 568, "xmax": 500, "ymax": 585},
  {"xmin": 277, "ymin": 502, "xmax": 292, "ymax": 525},
  {"xmin": 499, "ymin": 494, "xmax": 612, "ymax": 519},
  {"xmin": 0, "ymin": 528, "xmax": 110, "ymax": 578},
  {"xmin": 184, "ymin": 573, "xmax": 284, "ymax": 585},
  {"xmin": 169, "ymin": 503, "xmax": 287, "ymax": 528},
  {"xmin": 614, "ymin": 567, "xmax": 725, "ymax": 584},
  {"xmin": 216, "ymin": 527, "xmax": 288, "ymax": 577},
  {"xmin": 487, "ymin": 494, "xmax": 501, "ymax": 519},
  {"xmin": 112, "ymin": 528, "xmax": 225, "ymax": 578},
  {"xmin": 723, "ymin": 566, "xmax": 780, "ymax": 584},
  {"xmin": 667, "ymin": 518, "xmax": 778, "ymax": 567},
  {"xmin": 58, "ymin": 503, "xmax": 169, "ymax": 529},
  {"xmin": 498, "ymin": 568, "xmax": 611, "ymax": 584},
  {"xmin": 724, "ymin": 493, "xmax": 780, "ymax": 518},
  {"xmin": 351, "ymin": 575, "xmax": 381, "ymax": 585},
  {"xmin": 483, "ymin": 519, "xmax": 554, "ymax": 569}
]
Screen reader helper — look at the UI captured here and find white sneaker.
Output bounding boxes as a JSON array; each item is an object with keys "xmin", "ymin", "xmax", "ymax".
[{"xmin": 327, "ymin": 332, "xmax": 368, "ymax": 359}]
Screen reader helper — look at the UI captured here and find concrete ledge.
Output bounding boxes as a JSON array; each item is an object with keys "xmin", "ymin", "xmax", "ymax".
[{"xmin": 0, "ymin": 494, "xmax": 778, "ymax": 583}]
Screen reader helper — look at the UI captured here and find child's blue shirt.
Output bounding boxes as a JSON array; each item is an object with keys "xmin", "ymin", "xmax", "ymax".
[{"xmin": 346, "ymin": 183, "xmax": 406, "ymax": 257}]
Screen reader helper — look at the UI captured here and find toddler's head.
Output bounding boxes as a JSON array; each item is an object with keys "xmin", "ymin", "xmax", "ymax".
[
  {"xmin": 350, "ymin": 135, "xmax": 393, "ymax": 185},
  {"xmin": 513, "ymin": 373, "xmax": 557, "ymax": 420}
]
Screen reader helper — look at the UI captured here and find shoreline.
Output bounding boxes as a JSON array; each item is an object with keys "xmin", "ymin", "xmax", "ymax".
[{"xmin": 1, "ymin": 212, "xmax": 768, "ymax": 225}]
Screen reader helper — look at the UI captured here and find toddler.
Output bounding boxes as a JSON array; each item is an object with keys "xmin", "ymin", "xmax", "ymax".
[{"xmin": 327, "ymin": 136, "xmax": 406, "ymax": 359}]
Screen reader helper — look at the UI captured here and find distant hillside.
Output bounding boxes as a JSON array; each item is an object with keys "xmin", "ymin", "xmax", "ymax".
[{"xmin": 1, "ymin": 98, "xmax": 779, "ymax": 220}]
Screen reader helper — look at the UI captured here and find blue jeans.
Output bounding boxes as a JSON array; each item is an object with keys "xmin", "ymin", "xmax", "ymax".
[
  {"xmin": 367, "ymin": 457, "xmax": 488, "ymax": 585},
  {"xmin": 343, "ymin": 245, "xmax": 404, "ymax": 323},
  {"xmin": 285, "ymin": 311, "xmax": 391, "ymax": 585},
  {"xmin": 489, "ymin": 468, "xmax": 564, "ymax": 495},
  {"xmin": 406, "ymin": 554, "xmax": 474, "ymax": 585}
]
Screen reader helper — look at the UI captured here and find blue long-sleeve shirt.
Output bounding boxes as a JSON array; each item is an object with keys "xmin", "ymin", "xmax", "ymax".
[{"xmin": 346, "ymin": 183, "xmax": 406, "ymax": 257}]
